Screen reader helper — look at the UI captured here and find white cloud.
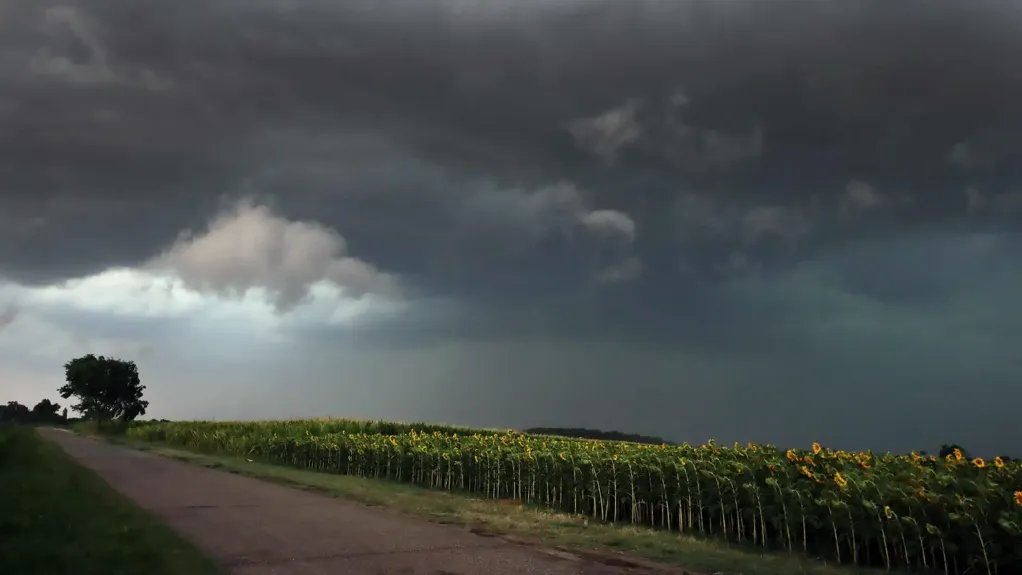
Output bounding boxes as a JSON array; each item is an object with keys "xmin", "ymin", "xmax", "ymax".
[
  {"xmin": 148, "ymin": 199, "xmax": 401, "ymax": 311},
  {"xmin": 0, "ymin": 200, "xmax": 406, "ymax": 372}
]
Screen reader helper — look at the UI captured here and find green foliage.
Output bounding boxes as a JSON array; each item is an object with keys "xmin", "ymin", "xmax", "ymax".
[
  {"xmin": 58, "ymin": 354, "xmax": 149, "ymax": 423},
  {"xmin": 125, "ymin": 419, "xmax": 1022, "ymax": 574}
]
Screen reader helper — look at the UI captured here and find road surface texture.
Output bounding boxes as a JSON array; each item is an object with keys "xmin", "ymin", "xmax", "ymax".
[{"xmin": 40, "ymin": 429, "xmax": 680, "ymax": 575}]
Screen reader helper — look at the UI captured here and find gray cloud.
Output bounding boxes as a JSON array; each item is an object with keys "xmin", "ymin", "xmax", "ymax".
[
  {"xmin": 1, "ymin": 0, "xmax": 1020, "ymax": 455},
  {"xmin": 0, "ymin": 305, "xmax": 18, "ymax": 331}
]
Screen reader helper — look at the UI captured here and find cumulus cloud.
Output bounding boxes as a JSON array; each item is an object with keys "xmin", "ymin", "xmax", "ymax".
[{"xmin": 148, "ymin": 199, "xmax": 401, "ymax": 310}]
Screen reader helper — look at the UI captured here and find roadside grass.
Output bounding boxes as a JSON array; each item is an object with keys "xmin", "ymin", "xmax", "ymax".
[
  {"xmin": 104, "ymin": 434, "xmax": 887, "ymax": 575},
  {"xmin": 0, "ymin": 426, "xmax": 221, "ymax": 575}
]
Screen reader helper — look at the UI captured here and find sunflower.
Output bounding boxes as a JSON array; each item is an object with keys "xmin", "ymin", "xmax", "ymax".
[
  {"xmin": 834, "ymin": 472, "xmax": 848, "ymax": 488},
  {"xmin": 972, "ymin": 457, "xmax": 985, "ymax": 468},
  {"xmin": 799, "ymin": 465, "xmax": 814, "ymax": 478},
  {"xmin": 1015, "ymin": 491, "xmax": 1022, "ymax": 506},
  {"xmin": 812, "ymin": 442, "xmax": 822, "ymax": 455},
  {"xmin": 994, "ymin": 457, "xmax": 1004, "ymax": 468},
  {"xmin": 953, "ymin": 448, "xmax": 963, "ymax": 461},
  {"xmin": 786, "ymin": 449, "xmax": 798, "ymax": 462},
  {"xmin": 884, "ymin": 506, "xmax": 894, "ymax": 520}
]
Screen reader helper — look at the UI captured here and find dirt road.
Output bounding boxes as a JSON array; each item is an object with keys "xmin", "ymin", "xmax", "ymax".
[{"xmin": 39, "ymin": 429, "xmax": 667, "ymax": 575}]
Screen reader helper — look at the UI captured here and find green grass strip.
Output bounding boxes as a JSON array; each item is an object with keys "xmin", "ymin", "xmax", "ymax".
[{"xmin": 0, "ymin": 426, "xmax": 220, "ymax": 575}]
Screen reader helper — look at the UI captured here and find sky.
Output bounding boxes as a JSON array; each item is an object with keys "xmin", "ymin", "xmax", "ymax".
[{"xmin": 1, "ymin": 0, "xmax": 1020, "ymax": 456}]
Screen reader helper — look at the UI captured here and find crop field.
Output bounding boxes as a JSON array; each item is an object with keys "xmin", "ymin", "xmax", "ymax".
[{"xmin": 124, "ymin": 419, "xmax": 1022, "ymax": 574}]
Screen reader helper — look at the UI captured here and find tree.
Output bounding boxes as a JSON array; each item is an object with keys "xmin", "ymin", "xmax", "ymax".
[
  {"xmin": 0, "ymin": 401, "xmax": 30, "ymax": 423},
  {"xmin": 31, "ymin": 399, "xmax": 62, "ymax": 422},
  {"xmin": 58, "ymin": 354, "xmax": 149, "ymax": 426}
]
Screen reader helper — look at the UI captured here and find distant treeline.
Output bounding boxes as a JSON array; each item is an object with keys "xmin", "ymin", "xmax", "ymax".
[
  {"xmin": 0, "ymin": 400, "xmax": 68, "ymax": 425},
  {"xmin": 524, "ymin": 427, "xmax": 674, "ymax": 445},
  {"xmin": 522, "ymin": 432, "xmax": 1016, "ymax": 460}
]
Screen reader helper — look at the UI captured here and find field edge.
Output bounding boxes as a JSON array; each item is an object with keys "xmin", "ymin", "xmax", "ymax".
[{"xmin": 93, "ymin": 432, "xmax": 889, "ymax": 575}]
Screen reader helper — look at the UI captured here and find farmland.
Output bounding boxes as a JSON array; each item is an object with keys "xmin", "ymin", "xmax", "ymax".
[{"xmin": 122, "ymin": 418, "xmax": 1022, "ymax": 574}]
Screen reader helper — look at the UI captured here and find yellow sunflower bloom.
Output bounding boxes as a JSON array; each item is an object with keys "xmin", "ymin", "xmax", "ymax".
[
  {"xmin": 834, "ymin": 472, "xmax": 848, "ymax": 488},
  {"xmin": 812, "ymin": 442, "xmax": 822, "ymax": 455},
  {"xmin": 1014, "ymin": 491, "xmax": 1022, "ymax": 506},
  {"xmin": 972, "ymin": 457, "xmax": 985, "ymax": 468},
  {"xmin": 994, "ymin": 457, "xmax": 1004, "ymax": 468}
]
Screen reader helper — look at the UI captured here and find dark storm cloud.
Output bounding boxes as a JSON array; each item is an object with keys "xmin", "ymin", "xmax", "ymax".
[{"xmin": 2, "ymin": 0, "xmax": 1021, "ymax": 340}]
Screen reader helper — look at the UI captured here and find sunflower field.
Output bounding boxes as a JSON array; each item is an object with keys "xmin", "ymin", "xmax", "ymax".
[{"xmin": 125, "ymin": 419, "xmax": 1022, "ymax": 574}]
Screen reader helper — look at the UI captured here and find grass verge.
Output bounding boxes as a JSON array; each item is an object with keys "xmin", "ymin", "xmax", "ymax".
[
  {"xmin": 0, "ymin": 426, "xmax": 221, "ymax": 575},
  {"xmin": 106, "ymin": 435, "xmax": 885, "ymax": 575}
]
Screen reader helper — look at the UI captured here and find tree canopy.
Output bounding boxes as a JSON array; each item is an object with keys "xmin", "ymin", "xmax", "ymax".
[{"xmin": 58, "ymin": 354, "xmax": 149, "ymax": 423}]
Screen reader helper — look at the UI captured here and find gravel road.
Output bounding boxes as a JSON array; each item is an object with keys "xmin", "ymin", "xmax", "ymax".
[{"xmin": 39, "ymin": 429, "xmax": 674, "ymax": 575}]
